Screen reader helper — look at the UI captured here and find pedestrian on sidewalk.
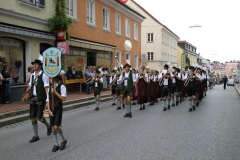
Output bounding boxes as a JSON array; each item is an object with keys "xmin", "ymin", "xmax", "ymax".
[
  {"xmin": 24, "ymin": 59, "xmax": 52, "ymax": 143},
  {"xmin": 1, "ymin": 65, "xmax": 12, "ymax": 104},
  {"xmin": 47, "ymin": 71, "xmax": 67, "ymax": 152},
  {"xmin": 223, "ymin": 76, "xmax": 228, "ymax": 89},
  {"xmin": 90, "ymin": 69, "xmax": 103, "ymax": 111},
  {"xmin": 85, "ymin": 66, "xmax": 92, "ymax": 95},
  {"xmin": 0, "ymin": 72, "xmax": 4, "ymax": 106}
]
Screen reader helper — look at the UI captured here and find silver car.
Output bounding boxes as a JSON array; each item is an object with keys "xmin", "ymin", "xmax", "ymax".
[{"xmin": 227, "ymin": 79, "xmax": 234, "ymax": 86}]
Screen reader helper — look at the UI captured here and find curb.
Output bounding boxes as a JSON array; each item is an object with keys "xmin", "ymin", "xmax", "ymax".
[
  {"xmin": 0, "ymin": 94, "xmax": 112, "ymax": 128},
  {"xmin": 234, "ymin": 85, "xmax": 240, "ymax": 95}
]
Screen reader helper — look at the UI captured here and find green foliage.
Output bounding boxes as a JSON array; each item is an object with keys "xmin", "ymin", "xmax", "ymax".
[{"xmin": 48, "ymin": 0, "xmax": 73, "ymax": 41}]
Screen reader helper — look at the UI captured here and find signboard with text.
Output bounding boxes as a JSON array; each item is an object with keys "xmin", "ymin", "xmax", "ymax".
[{"xmin": 43, "ymin": 48, "xmax": 62, "ymax": 78}]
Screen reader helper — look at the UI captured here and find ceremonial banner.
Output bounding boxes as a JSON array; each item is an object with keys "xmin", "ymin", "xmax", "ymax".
[{"xmin": 43, "ymin": 48, "xmax": 62, "ymax": 78}]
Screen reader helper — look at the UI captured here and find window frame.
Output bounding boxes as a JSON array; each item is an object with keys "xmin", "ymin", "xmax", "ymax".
[
  {"xmin": 147, "ymin": 52, "xmax": 154, "ymax": 61},
  {"xmin": 162, "ymin": 34, "xmax": 164, "ymax": 43},
  {"xmin": 103, "ymin": 6, "xmax": 110, "ymax": 31},
  {"xmin": 147, "ymin": 33, "xmax": 154, "ymax": 42},
  {"xmin": 134, "ymin": 54, "xmax": 138, "ymax": 69},
  {"xmin": 115, "ymin": 13, "xmax": 121, "ymax": 35},
  {"xmin": 87, "ymin": 0, "xmax": 96, "ymax": 27},
  {"xmin": 125, "ymin": 18, "xmax": 131, "ymax": 38},
  {"xmin": 66, "ymin": 0, "xmax": 77, "ymax": 19},
  {"xmin": 126, "ymin": 52, "xmax": 131, "ymax": 64},
  {"xmin": 134, "ymin": 22, "xmax": 138, "ymax": 40}
]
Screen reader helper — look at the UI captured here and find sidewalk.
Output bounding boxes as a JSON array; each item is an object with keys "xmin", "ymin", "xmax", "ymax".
[{"xmin": 0, "ymin": 90, "xmax": 111, "ymax": 114}]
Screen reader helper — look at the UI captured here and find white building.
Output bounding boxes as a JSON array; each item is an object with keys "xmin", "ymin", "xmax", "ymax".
[{"xmin": 127, "ymin": 0, "xmax": 180, "ymax": 70}]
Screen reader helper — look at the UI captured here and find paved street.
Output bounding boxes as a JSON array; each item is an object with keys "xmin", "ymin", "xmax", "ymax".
[{"xmin": 0, "ymin": 85, "xmax": 240, "ymax": 160}]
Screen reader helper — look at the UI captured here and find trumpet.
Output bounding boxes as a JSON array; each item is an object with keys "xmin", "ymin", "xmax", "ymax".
[
  {"xmin": 136, "ymin": 72, "xmax": 145, "ymax": 83},
  {"xmin": 95, "ymin": 75, "xmax": 100, "ymax": 81},
  {"xmin": 159, "ymin": 72, "xmax": 170, "ymax": 86},
  {"xmin": 85, "ymin": 77, "xmax": 93, "ymax": 84},
  {"xmin": 108, "ymin": 74, "xmax": 120, "ymax": 87}
]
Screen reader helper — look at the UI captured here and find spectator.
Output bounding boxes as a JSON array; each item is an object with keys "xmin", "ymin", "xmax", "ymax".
[
  {"xmin": 0, "ymin": 72, "xmax": 4, "ymax": 106},
  {"xmin": 25, "ymin": 66, "xmax": 33, "ymax": 85},
  {"xmin": 105, "ymin": 68, "xmax": 110, "ymax": 87},
  {"xmin": 102, "ymin": 68, "xmax": 107, "ymax": 90},
  {"xmin": 1, "ymin": 65, "xmax": 12, "ymax": 104},
  {"xmin": 85, "ymin": 66, "xmax": 92, "ymax": 94},
  {"xmin": 223, "ymin": 76, "xmax": 228, "ymax": 90},
  {"xmin": 92, "ymin": 66, "xmax": 96, "ymax": 75}
]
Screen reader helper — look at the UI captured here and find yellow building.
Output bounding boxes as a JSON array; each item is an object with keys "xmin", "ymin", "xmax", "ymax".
[
  {"xmin": 0, "ymin": 0, "xmax": 55, "ymax": 101},
  {"xmin": 177, "ymin": 45, "xmax": 185, "ymax": 69}
]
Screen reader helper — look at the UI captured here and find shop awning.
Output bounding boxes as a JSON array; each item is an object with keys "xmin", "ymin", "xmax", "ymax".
[
  {"xmin": 68, "ymin": 38, "xmax": 116, "ymax": 53},
  {"xmin": 0, "ymin": 23, "xmax": 55, "ymax": 40}
]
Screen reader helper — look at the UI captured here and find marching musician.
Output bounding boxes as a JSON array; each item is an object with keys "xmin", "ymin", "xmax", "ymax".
[
  {"xmin": 115, "ymin": 67, "xmax": 124, "ymax": 110},
  {"xmin": 159, "ymin": 63, "xmax": 173, "ymax": 111},
  {"xmin": 90, "ymin": 69, "xmax": 103, "ymax": 111},
  {"xmin": 196, "ymin": 68, "xmax": 204, "ymax": 107},
  {"xmin": 119, "ymin": 63, "xmax": 137, "ymax": 118},
  {"xmin": 181, "ymin": 70, "xmax": 187, "ymax": 101},
  {"xmin": 176, "ymin": 68, "xmax": 183, "ymax": 104},
  {"xmin": 132, "ymin": 69, "xmax": 138, "ymax": 105},
  {"xmin": 147, "ymin": 70, "xmax": 156, "ymax": 105},
  {"xmin": 136, "ymin": 67, "xmax": 147, "ymax": 110},
  {"xmin": 170, "ymin": 66, "xmax": 179, "ymax": 107},
  {"xmin": 183, "ymin": 66, "xmax": 201, "ymax": 112},
  {"xmin": 154, "ymin": 70, "xmax": 161, "ymax": 103},
  {"xmin": 202, "ymin": 69, "xmax": 209, "ymax": 98},
  {"xmin": 109, "ymin": 67, "xmax": 118, "ymax": 106}
]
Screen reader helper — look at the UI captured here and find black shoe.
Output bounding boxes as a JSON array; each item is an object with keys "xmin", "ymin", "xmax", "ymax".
[
  {"xmin": 47, "ymin": 127, "xmax": 52, "ymax": 136},
  {"xmin": 163, "ymin": 107, "xmax": 167, "ymax": 111},
  {"xmin": 188, "ymin": 108, "xmax": 192, "ymax": 112},
  {"xmin": 122, "ymin": 104, "xmax": 125, "ymax": 109},
  {"xmin": 132, "ymin": 102, "xmax": 136, "ymax": 105},
  {"xmin": 192, "ymin": 106, "xmax": 196, "ymax": 111},
  {"xmin": 143, "ymin": 105, "xmax": 145, "ymax": 110},
  {"xmin": 29, "ymin": 136, "xmax": 39, "ymax": 143},
  {"xmin": 176, "ymin": 101, "xmax": 179, "ymax": 106},
  {"xmin": 116, "ymin": 106, "xmax": 121, "ymax": 110},
  {"xmin": 123, "ymin": 113, "xmax": 129, "ymax": 117},
  {"xmin": 129, "ymin": 112, "xmax": 132, "ymax": 118},
  {"xmin": 52, "ymin": 145, "xmax": 59, "ymax": 152},
  {"xmin": 168, "ymin": 105, "xmax": 170, "ymax": 110},
  {"xmin": 112, "ymin": 103, "xmax": 116, "ymax": 106},
  {"xmin": 95, "ymin": 107, "xmax": 99, "ymax": 111},
  {"xmin": 60, "ymin": 140, "xmax": 67, "ymax": 150},
  {"xmin": 140, "ymin": 107, "xmax": 143, "ymax": 110},
  {"xmin": 196, "ymin": 103, "xmax": 199, "ymax": 107},
  {"xmin": 171, "ymin": 103, "xmax": 175, "ymax": 107}
]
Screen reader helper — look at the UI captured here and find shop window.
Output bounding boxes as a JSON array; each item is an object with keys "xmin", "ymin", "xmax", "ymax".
[
  {"xmin": 0, "ymin": 37, "xmax": 25, "ymax": 85},
  {"xmin": 40, "ymin": 43, "xmax": 53, "ymax": 55}
]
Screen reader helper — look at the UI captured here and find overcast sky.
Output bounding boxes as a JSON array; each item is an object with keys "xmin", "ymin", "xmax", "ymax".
[{"xmin": 134, "ymin": 0, "xmax": 240, "ymax": 63}]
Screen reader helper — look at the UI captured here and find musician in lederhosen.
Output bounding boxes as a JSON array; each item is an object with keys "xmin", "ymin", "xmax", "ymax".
[
  {"xmin": 109, "ymin": 67, "xmax": 118, "ymax": 106},
  {"xmin": 154, "ymin": 70, "xmax": 161, "ymax": 103},
  {"xmin": 119, "ymin": 63, "xmax": 137, "ymax": 118},
  {"xmin": 176, "ymin": 68, "xmax": 183, "ymax": 104},
  {"xmin": 183, "ymin": 66, "xmax": 201, "ymax": 112},
  {"xmin": 202, "ymin": 69, "xmax": 209, "ymax": 98},
  {"xmin": 136, "ymin": 67, "xmax": 147, "ymax": 110},
  {"xmin": 90, "ymin": 69, "xmax": 103, "ymax": 111},
  {"xmin": 170, "ymin": 66, "xmax": 178, "ymax": 107},
  {"xmin": 181, "ymin": 70, "xmax": 187, "ymax": 101},
  {"xmin": 159, "ymin": 63, "xmax": 173, "ymax": 111},
  {"xmin": 132, "ymin": 69, "xmax": 138, "ymax": 105},
  {"xmin": 115, "ymin": 67, "xmax": 124, "ymax": 110}
]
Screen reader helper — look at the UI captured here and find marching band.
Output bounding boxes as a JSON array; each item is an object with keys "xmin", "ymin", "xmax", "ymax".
[{"xmin": 86, "ymin": 62, "xmax": 210, "ymax": 115}]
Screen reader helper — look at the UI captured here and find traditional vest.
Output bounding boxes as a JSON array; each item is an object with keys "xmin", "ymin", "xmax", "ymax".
[
  {"xmin": 121, "ymin": 72, "xmax": 134, "ymax": 90},
  {"xmin": 30, "ymin": 72, "xmax": 46, "ymax": 100},
  {"xmin": 187, "ymin": 73, "xmax": 197, "ymax": 88},
  {"xmin": 49, "ymin": 84, "xmax": 63, "ymax": 110},
  {"xmin": 92, "ymin": 80, "xmax": 103, "ymax": 90}
]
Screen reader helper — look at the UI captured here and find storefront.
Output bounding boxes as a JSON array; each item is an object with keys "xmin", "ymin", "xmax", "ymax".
[{"xmin": 63, "ymin": 38, "xmax": 115, "ymax": 93}]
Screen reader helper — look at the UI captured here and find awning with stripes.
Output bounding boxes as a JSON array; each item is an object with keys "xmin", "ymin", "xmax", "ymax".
[{"xmin": 0, "ymin": 23, "xmax": 55, "ymax": 40}]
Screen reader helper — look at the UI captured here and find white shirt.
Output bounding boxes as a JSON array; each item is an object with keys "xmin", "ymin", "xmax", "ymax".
[
  {"xmin": 202, "ymin": 74, "xmax": 209, "ymax": 80},
  {"xmin": 147, "ymin": 75, "xmax": 156, "ymax": 82},
  {"xmin": 46, "ymin": 84, "xmax": 67, "ymax": 102},
  {"xmin": 159, "ymin": 70, "xmax": 169, "ymax": 85},
  {"xmin": 28, "ymin": 70, "xmax": 49, "ymax": 96},
  {"xmin": 110, "ymin": 74, "xmax": 116, "ymax": 83},
  {"xmin": 95, "ymin": 77, "xmax": 103, "ymax": 87},
  {"xmin": 119, "ymin": 71, "xmax": 136, "ymax": 86},
  {"xmin": 171, "ymin": 72, "xmax": 177, "ymax": 83}
]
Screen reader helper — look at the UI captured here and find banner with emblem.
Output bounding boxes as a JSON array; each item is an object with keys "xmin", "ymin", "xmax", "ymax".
[{"xmin": 43, "ymin": 48, "xmax": 62, "ymax": 78}]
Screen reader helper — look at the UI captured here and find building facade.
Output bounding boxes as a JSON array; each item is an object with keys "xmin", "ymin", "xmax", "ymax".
[
  {"xmin": 66, "ymin": 0, "xmax": 145, "ymax": 76},
  {"xmin": 0, "ymin": 0, "xmax": 55, "ymax": 101},
  {"xmin": 177, "ymin": 41, "xmax": 197, "ymax": 70},
  {"xmin": 127, "ymin": 0, "xmax": 179, "ymax": 70}
]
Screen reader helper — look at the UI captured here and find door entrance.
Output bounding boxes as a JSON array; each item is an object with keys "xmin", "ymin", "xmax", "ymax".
[{"xmin": 87, "ymin": 52, "xmax": 96, "ymax": 67}]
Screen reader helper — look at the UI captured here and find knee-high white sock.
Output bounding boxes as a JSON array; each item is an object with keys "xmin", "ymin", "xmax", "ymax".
[
  {"xmin": 32, "ymin": 121, "xmax": 38, "ymax": 137},
  {"xmin": 168, "ymin": 98, "xmax": 171, "ymax": 106},
  {"xmin": 164, "ymin": 99, "xmax": 167, "ymax": 108},
  {"xmin": 189, "ymin": 99, "xmax": 192, "ymax": 107},
  {"xmin": 57, "ymin": 130, "xmax": 66, "ymax": 142},
  {"xmin": 52, "ymin": 131, "xmax": 59, "ymax": 146},
  {"xmin": 113, "ymin": 96, "xmax": 116, "ymax": 103},
  {"xmin": 171, "ymin": 96, "xmax": 174, "ymax": 103}
]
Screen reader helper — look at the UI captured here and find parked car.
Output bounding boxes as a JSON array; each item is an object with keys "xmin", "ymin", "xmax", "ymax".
[{"xmin": 227, "ymin": 79, "xmax": 235, "ymax": 86}]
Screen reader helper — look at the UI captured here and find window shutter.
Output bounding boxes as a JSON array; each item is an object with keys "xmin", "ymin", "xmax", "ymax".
[{"xmin": 38, "ymin": 0, "xmax": 45, "ymax": 8}]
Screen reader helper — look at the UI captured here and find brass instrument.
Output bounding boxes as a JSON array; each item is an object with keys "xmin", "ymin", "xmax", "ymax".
[
  {"xmin": 108, "ymin": 74, "xmax": 120, "ymax": 87},
  {"xmin": 159, "ymin": 72, "xmax": 170, "ymax": 86},
  {"xmin": 95, "ymin": 75, "xmax": 100, "ymax": 81},
  {"xmin": 136, "ymin": 72, "xmax": 145, "ymax": 83},
  {"xmin": 184, "ymin": 72, "xmax": 196, "ymax": 87}
]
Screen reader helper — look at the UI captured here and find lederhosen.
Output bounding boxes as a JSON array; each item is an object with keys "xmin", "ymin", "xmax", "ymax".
[
  {"xmin": 111, "ymin": 75, "xmax": 116, "ymax": 95},
  {"xmin": 187, "ymin": 74, "xmax": 197, "ymax": 97},
  {"xmin": 30, "ymin": 72, "xmax": 46, "ymax": 119},
  {"xmin": 171, "ymin": 74, "xmax": 177, "ymax": 94},
  {"xmin": 122, "ymin": 72, "xmax": 134, "ymax": 98},
  {"xmin": 137, "ymin": 78, "xmax": 147, "ymax": 104},
  {"xmin": 49, "ymin": 84, "xmax": 63, "ymax": 127},
  {"xmin": 92, "ymin": 80, "xmax": 103, "ymax": 97},
  {"xmin": 161, "ymin": 74, "xmax": 172, "ymax": 97},
  {"xmin": 155, "ymin": 75, "xmax": 161, "ymax": 98},
  {"xmin": 147, "ymin": 75, "xmax": 156, "ymax": 102}
]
